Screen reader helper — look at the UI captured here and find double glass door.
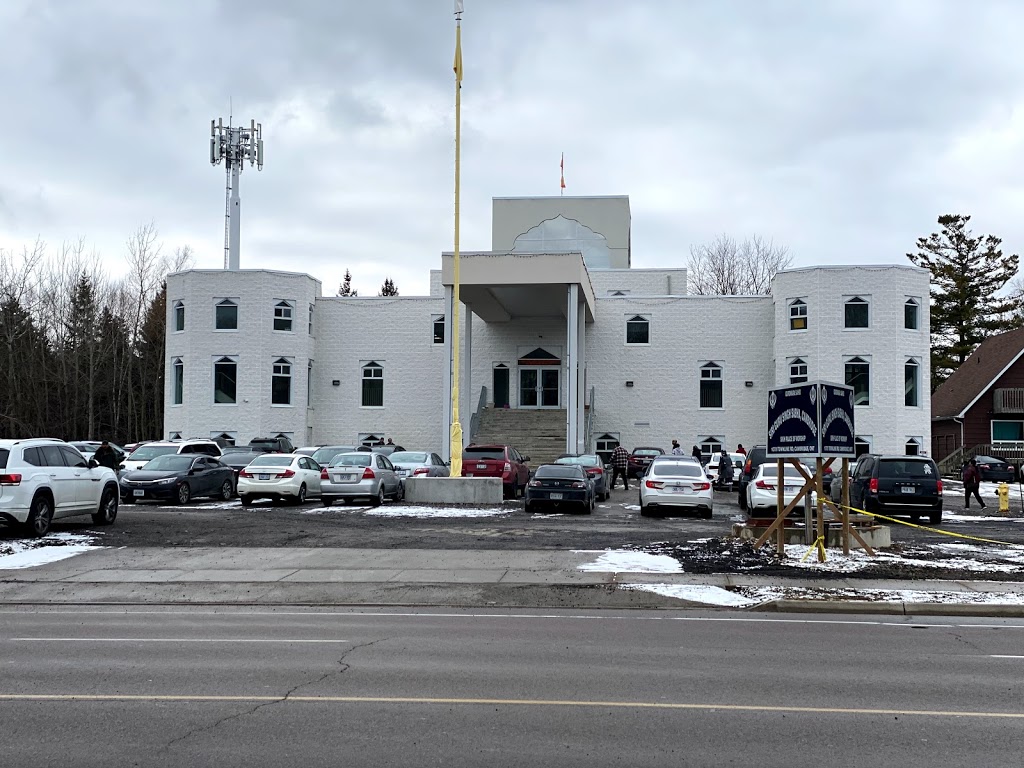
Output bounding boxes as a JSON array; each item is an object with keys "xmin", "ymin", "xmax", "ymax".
[{"xmin": 519, "ymin": 367, "xmax": 560, "ymax": 408}]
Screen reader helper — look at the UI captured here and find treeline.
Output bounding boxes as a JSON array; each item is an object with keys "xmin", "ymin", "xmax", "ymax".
[{"xmin": 0, "ymin": 224, "xmax": 193, "ymax": 443}]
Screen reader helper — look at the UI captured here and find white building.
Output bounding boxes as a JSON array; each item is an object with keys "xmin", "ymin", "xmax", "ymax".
[{"xmin": 165, "ymin": 195, "xmax": 931, "ymax": 462}]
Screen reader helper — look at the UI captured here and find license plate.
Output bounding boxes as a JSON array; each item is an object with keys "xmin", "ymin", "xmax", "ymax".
[
  {"xmin": 672, "ymin": 485, "xmax": 690, "ymax": 494},
  {"xmin": 549, "ymin": 492, "xmax": 563, "ymax": 500},
  {"xmin": 259, "ymin": 474, "xmax": 270, "ymax": 481},
  {"xmin": 785, "ymin": 486, "xmax": 799, "ymax": 493},
  {"xmin": 133, "ymin": 489, "xmax": 144, "ymax": 497},
  {"xmin": 900, "ymin": 486, "xmax": 915, "ymax": 494},
  {"xmin": 476, "ymin": 463, "xmax": 487, "ymax": 470}
]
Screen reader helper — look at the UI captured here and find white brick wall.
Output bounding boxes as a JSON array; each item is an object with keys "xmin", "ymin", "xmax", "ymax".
[{"xmin": 588, "ymin": 268, "xmax": 687, "ymax": 296}]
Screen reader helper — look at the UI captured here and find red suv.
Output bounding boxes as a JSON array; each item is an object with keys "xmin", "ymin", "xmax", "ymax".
[
  {"xmin": 462, "ymin": 444, "xmax": 531, "ymax": 499},
  {"xmin": 628, "ymin": 447, "xmax": 665, "ymax": 478}
]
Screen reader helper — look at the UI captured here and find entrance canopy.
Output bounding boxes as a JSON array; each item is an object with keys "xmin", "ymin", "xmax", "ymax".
[{"xmin": 440, "ymin": 251, "xmax": 596, "ymax": 323}]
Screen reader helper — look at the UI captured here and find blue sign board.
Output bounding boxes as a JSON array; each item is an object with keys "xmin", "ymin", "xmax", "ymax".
[{"xmin": 766, "ymin": 381, "xmax": 856, "ymax": 458}]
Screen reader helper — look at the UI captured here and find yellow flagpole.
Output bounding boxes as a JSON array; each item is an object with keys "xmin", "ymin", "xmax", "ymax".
[{"xmin": 449, "ymin": 4, "xmax": 464, "ymax": 477}]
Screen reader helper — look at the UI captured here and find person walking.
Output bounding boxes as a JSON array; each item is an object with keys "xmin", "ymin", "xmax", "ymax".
[
  {"xmin": 671, "ymin": 439, "xmax": 684, "ymax": 456},
  {"xmin": 92, "ymin": 441, "xmax": 120, "ymax": 471},
  {"xmin": 962, "ymin": 458, "xmax": 986, "ymax": 509},
  {"xmin": 610, "ymin": 443, "xmax": 630, "ymax": 491},
  {"xmin": 736, "ymin": 444, "xmax": 747, "ymax": 456},
  {"xmin": 691, "ymin": 444, "xmax": 703, "ymax": 464},
  {"xmin": 717, "ymin": 448, "xmax": 735, "ymax": 490}
]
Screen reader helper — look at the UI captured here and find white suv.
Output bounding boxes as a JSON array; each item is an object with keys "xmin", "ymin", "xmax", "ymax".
[
  {"xmin": 120, "ymin": 440, "xmax": 223, "ymax": 472},
  {"xmin": 0, "ymin": 438, "xmax": 120, "ymax": 537}
]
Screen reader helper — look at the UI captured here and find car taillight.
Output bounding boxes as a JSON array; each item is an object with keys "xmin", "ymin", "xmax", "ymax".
[
  {"xmin": 571, "ymin": 481, "xmax": 586, "ymax": 488},
  {"xmin": 586, "ymin": 468, "xmax": 602, "ymax": 476},
  {"xmin": 755, "ymin": 480, "xmax": 774, "ymax": 490},
  {"xmin": 0, "ymin": 474, "xmax": 21, "ymax": 485},
  {"xmin": 693, "ymin": 482, "xmax": 711, "ymax": 491},
  {"xmin": 281, "ymin": 469, "xmax": 295, "ymax": 478},
  {"xmin": 320, "ymin": 468, "xmax": 328, "ymax": 480},
  {"xmin": 503, "ymin": 461, "xmax": 512, "ymax": 472},
  {"xmin": 869, "ymin": 478, "xmax": 878, "ymax": 493},
  {"xmin": 528, "ymin": 479, "xmax": 541, "ymax": 487},
  {"xmin": 239, "ymin": 470, "xmax": 252, "ymax": 478},
  {"xmin": 362, "ymin": 467, "xmax": 376, "ymax": 479},
  {"xmin": 937, "ymin": 480, "xmax": 943, "ymax": 493},
  {"xmin": 645, "ymin": 480, "xmax": 664, "ymax": 489},
  {"xmin": 413, "ymin": 467, "xmax": 430, "ymax": 475},
  {"xmin": 744, "ymin": 461, "xmax": 752, "ymax": 474}
]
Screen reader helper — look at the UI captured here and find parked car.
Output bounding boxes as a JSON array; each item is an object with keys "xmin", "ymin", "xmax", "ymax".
[
  {"xmin": 321, "ymin": 452, "xmax": 402, "ymax": 506},
  {"xmin": 293, "ymin": 446, "xmax": 319, "ymax": 457},
  {"xmin": 462, "ymin": 444, "xmax": 530, "ymax": 499},
  {"xmin": 639, "ymin": 457, "xmax": 712, "ymax": 518},
  {"xmin": 628, "ymin": 447, "xmax": 665, "ymax": 478},
  {"xmin": 554, "ymin": 454, "xmax": 608, "ymax": 500},
  {"xmin": 745, "ymin": 462, "xmax": 816, "ymax": 517},
  {"xmin": 525, "ymin": 464, "xmax": 595, "ymax": 514},
  {"xmin": 238, "ymin": 453, "xmax": 322, "ymax": 506},
  {"xmin": 388, "ymin": 451, "xmax": 449, "ymax": 481},
  {"xmin": 310, "ymin": 445, "xmax": 372, "ymax": 466},
  {"xmin": 369, "ymin": 444, "xmax": 405, "ymax": 456},
  {"xmin": 216, "ymin": 450, "xmax": 267, "ymax": 481},
  {"xmin": 69, "ymin": 441, "xmax": 126, "ymax": 463},
  {"xmin": 847, "ymin": 454, "xmax": 943, "ymax": 524},
  {"xmin": 247, "ymin": 436, "xmax": 295, "ymax": 454},
  {"xmin": 121, "ymin": 440, "xmax": 222, "ymax": 472},
  {"xmin": 705, "ymin": 452, "xmax": 745, "ymax": 490},
  {"xmin": 119, "ymin": 454, "xmax": 235, "ymax": 505},
  {"xmin": 737, "ymin": 444, "xmax": 768, "ymax": 510},
  {"xmin": 0, "ymin": 438, "xmax": 119, "ymax": 537},
  {"xmin": 972, "ymin": 456, "xmax": 1018, "ymax": 483}
]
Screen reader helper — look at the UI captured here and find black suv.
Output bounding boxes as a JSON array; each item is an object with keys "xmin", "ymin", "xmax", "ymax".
[
  {"xmin": 847, "ymin": 454, "xmax": 942, "ymax": 524},
  {"xmin": 737, "ymin": 445, "xmax": 768, "ymax": 511},
  {"xmin": 247, "ymin": 436, "xmax": 295, "ymax": 454}
]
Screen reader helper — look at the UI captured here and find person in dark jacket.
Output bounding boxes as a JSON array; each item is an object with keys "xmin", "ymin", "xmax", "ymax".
[
  {"xmin": 92, "ymin": 441, "xmax": 121, "ymax": 471},
  {"xmin": 691, "ymin": 445, "xmax": 703, "ymax": 464},
  {"xmin": 610, "ymin": 443, "xmax": 630, "ymax": 491},
  {"xmin": 717, "ymin": 449, "xmax": 735, "ymax": 489},
  {"xmin": 962, "ymin": 459, "xmax": 986, "ymax": 509}
]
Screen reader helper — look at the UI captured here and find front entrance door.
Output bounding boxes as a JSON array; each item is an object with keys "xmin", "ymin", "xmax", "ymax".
[
  {"xmin": 519, "ymin": 367, "xmax": 560, "ymax": 408},
  {"xmin": 493, "ymin": 366, "xmax": 510, "ymax": 408}
]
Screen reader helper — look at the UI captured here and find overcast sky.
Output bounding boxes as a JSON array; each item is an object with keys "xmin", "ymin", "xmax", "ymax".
[{"xmin": 1, "ymin": 0, "xmax": 1023, "ymax": 296}]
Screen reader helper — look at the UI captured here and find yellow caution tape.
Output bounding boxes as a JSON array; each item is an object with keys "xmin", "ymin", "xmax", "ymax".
[
  {"xmin": 801, "ymin": 535, "xmax": 827, "ymax": 563},
  {"xmin": 836, "ymin": 503, "xmax": 1023, "ymax": 548}
]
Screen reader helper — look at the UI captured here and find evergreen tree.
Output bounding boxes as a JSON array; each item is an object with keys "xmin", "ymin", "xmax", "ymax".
[
  {"xmin": 338, "ymin": 270, "xmax": 357, "ymax": 297},
  {"xmin": 378, "ymin": 278, "xmax": 398, "ymax": 296},
  {"xmin": 907, "ymin": 214, "xmax": 1020, "ymax": 389}
]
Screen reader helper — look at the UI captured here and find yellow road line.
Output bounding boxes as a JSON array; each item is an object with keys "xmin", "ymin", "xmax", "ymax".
[{"xmin": 0, "ymin": 693, "xmax": 1022, "ymax": 718}]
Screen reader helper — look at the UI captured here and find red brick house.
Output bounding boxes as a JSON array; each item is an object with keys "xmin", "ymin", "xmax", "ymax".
[{"xmin": 931, "ymin": 327, "xmax": 1024, "ymax": 464}]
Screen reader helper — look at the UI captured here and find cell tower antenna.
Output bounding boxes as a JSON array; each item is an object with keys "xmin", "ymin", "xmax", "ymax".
[{"xmin": 210, "ymin": 110, "xmax": 264, "ymax": 270}]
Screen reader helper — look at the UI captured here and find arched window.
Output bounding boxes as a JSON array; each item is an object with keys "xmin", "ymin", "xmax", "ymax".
[
  {"xmin": 273, "ymin": 301, "xmax": 294, "ymax": 332},
  {"xmin": 700, "ymin": 362, "xmax": 723, "ymax": 409},
  {"xmin": 844, "ymin": 296, "xmax": 869, "ymax": 328},
  {"xmin": 789, "ymin": 357, "xmax": 808, "ymax": 384},
  {"xmin": 844, "ymin": 356, "xmax": 870, "ymax": 406},
  {"xmin": 213, "ymin": 356, "xmax": 237, "ymax": 403},
  {"xmin": 172, "ymin": 358, "xmax": 184, "ymax": 405},
  {"xmin": 905, "ymin": 358, "xmax": 919, "ymax": 407},
  {"xmin": 362, "ymin": 362, "xmax": 384, "ymax": 407},
  {"xmin": 215, "ymin": 299, "xmax": 238, "ymax": 330},
  {"xmin": 905, "ymin": 438, "xmax": 921, "ymax": 456},
  {"xmin": 173, "ymin": 301, "xmax": 185, "ymax": 332},
  {"xmin": 904, "ymin": 298, "xmax": 919, "ymax": 330},
  {"xmin": 626, "ymin": 315, "xmax": 650, "ymax": 345},
  {"xmin": 789, "ymin": 299, "xmax": 807, "ymax": 331},
  {"xmin": 272, "ymin": 358, "xmax": 292, "ymax": 405}
]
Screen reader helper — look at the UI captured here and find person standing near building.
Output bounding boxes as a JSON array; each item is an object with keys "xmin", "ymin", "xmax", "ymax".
[
  {"xmin": 962, "ymin": 459, "xmax": 986, "ymax": 509},
  {"xmin": 691, "ymin": 444, "xmax": 702, "ymax": 464},
  {"xmin": 610, "ymin": 443, "xmax": 630, "ymax": 491},
  {"xmin": 736, "ymin": 444, "xmax": 747, "ymax": 456},
  {"xmin": 717, "ymin": 448, "xmax": 735, "ymax": 490},
  {"xmin": 671, "ymin": 440, "xmax": 683, "ymax": 455}
]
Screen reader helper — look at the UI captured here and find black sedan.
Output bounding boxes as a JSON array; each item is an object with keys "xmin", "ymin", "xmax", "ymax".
[
  {"xmin": 525, "ymin": 464, "xmax": 595, "ymax": 514},
  {"xmin": 220, "ymin": 450, "xmax": 268, "ymax": 481},
  {"xmin": 973, "ymin": 456, "xmax": 1018, "ymax": 483},
  {"xmin": 119, "ymin": 454, "xmax": 235, "ymax": 505}
]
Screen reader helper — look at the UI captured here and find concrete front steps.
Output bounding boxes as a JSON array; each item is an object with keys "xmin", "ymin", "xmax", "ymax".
[{"xmin": 474, "ymin": 407, "xmax": 567, "ymax": 466}]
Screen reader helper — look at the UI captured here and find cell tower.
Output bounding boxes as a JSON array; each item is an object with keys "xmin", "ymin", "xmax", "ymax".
[{"xmin": 210, "ymin": 116, "xmax": 264, "ymax": 270}]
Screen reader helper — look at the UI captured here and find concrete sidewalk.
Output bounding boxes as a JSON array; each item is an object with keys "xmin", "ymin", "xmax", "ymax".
[{"xmin": 1, "ymin": 547, "xmax": 1023, "ymax": 615}]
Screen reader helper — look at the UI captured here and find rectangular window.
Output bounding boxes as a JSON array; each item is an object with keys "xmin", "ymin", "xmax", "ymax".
[
  {"xmin": 433, "ymin": 315, "xmax": 445, "ymax": 344},
  {"xmin": 789, "ymin": 357, "xmax": 808, "ymax": 384},
  {"xmin": 854, "ymin": 435, "xmax": 872, "ymax": 457},
  {"xmin": 173, "ymin": 301, "xmax": 185, "ymax": 332},
  {"xmin": 212, "ymin": 431, "xmax": 237, "ymax": 446},
  {"xmin": 595, "ymin": 432, "xmax": 620, "ymax": 464},
  {"xmin": 845, "ymin": 357, "xmax": 870, "ymax": 406},
  {"xmin": 992, "ymin": 421, "xmax": 1024, "ymax": 442},
  {"xmin": 213, "ymin": 357, "xmax": 237, "ymax": 403},
  {"xmin": 273, "ymin": 301, "xmax": 293, "ymax": 332},
  {"xmin": 904, "ymin": 359, "xmax": 919, "ymax": 407},
  {"xmin": 844, "ymin": 297, "xmax": 869, "ymax": 329},
  {"xmin": 362, "ymin": 362, "xmax": 384, "ymax": 407},
  {"xmin": 215, "ymin": 299, "xmax": 238, "ymax": 330},
  {"xmin": 307, "ymin": 361, "xmax": 313, "ymax": 408},
  {"xmin": 272, "ymin": 358, "xmax": 292, "ymax": 405},
  {"xmin": 905, "ymin": 299, "xmax": 919, "ymax": 330},
  {"xmin": 172, "ymin": 359, "xmax": 184, "ymax": 405},
  {"xmin": 626, "ymin": 315, "xmax": 650, "ymax": 345},
  {"xmin": 699, "ymin": 362, "xmax": 723, "ymax": 409},
  {"xmin": 308, "ymin": 304, "xmax": 314, "ymax": 335},
  {"xmin": 699, "ymin": 436, "xmax": 724, "ymax": 462},
  {"xmin": 905, "ymin": 438, "xmax": 921, "ymax": 456},
  {"xmin": 789, "ymin": 299, "xmax": 807, "ymax": 331}
]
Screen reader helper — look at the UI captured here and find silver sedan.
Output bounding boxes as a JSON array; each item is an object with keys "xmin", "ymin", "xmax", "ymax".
[
  {"xmin": 321, "ymin": 452, "xmax": 402, "ymax": 507},
  {"xmin": 389, "ymin": 451, "xmax": 449, "ymax": 481}
]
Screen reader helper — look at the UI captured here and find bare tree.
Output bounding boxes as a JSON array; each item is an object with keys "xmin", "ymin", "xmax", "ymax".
[{"xmin": 687, "ymin": 234, "xmax": 793, "ymax": 295}]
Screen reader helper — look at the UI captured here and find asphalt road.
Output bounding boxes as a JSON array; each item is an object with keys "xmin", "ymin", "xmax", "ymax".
[
  {"xmin": 8, "ymin": 485, "xmax": 1021, "ymax": 550},
  {"xmin": 2, "ymin": 606, "xmax": 1023, "ymax": 767}
]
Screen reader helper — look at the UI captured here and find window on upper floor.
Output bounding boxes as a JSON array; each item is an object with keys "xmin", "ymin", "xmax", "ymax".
[
  {"xmin": 905, "ymin": 358, "xmax": 920, "ymax": 407},
  {"xmin": 844, "ymin": 356, "xmax": 870, "ymax": 406},
  {"xmin": 699, "ymin": 362, "xmax": 723, "ymax": 409},
  {"xmin": 273, "ymin": 301, "xmax": 293, "ymax": 332},
  {"xmin": 362, "ymin": 362, "xmax": 384, "ymax": 407},
  {"xmin": 272, "ymin": 358, "xmax": 292, "ymax": 405},
  {"xmin": 789, "ymin": 357, "xmax": 808, "ymax": 384},
  {"xmin": 172, "ymin": 358, "xmax": 184, "ymax": 405},
  {"xmin": 307, "ymin": 360, "xmax": 313, "ymax": 408},
  {"xmin": 173, "ymin": 301, "xmax": 185, "ymax": 332},
  {"xmin": 905, "ymin": 298, "xmax": 919, "ymax": 330},
  {"xmin": 308, "ymin": 304, "xmax": 314, "ymax": 335},
  {"xmin": 789, "ymin": 299, "xmax": 807, "ymax": 331},
  {"xmin": 626, "ymin": 315, "xmax": 650, "ymax": 345},
  {"xmin": 213, "ymin": 356, "xmax": 237, "ymax": 404},
  {"xmin": 215, "ymin": 299, "xmax": 238, "ymax": 330},
  {"xmin": 844, "ymin": 296, "xmax": 869, "ymax": 329},
  {"xmin": 433, "ymin": 315, "xmax": 445, "ymax": 344}
]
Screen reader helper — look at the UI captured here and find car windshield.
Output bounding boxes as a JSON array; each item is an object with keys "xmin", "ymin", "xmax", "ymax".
[
  {"xmin": 222, "ymin": 452, "xmax": 263, "ymax": 464},
  {"xmin": 878, "ymin": 460, "xmax": 936, "ymax": 479},
  {"xmin": 652, "ymin": 462, "xmax": 701, "ymax": 477},
  {"xmin": 0, "ymin": 448, "xmax": 8, "ymax": 469},
  {"xmin": 555, "ymin": 455, "xmax": 601, "ymax": 467},
  {"xmin": 535, "ymin": 465, "xmax": 582, "ymax": 478},
  {"xmin": 390, "ymin": 452, "xmax": 427, "ymax": 463},
  {"xmin": 465, "ymin": 448, "xmax": 505, "ymax": 460},
  {"xmin": 312, "ymin": 447, "xmax": 356, "ymax": 464},
  {"xmin": 143, "ymin": 455, "xmax": 194, "ymax": 471},
  {"xmin": 129, "ymin": 445, "xmax": 178, "ymax": 461},
  {"xmin": 249, "ymin": 456, "xmax": 295, "ymax": 467},
  {"xmin": 633, "ymin": 449, "xmax": 661, "ymax": 457},
  {"xmin": 330, "ymin": 454, "xmax": 372, "ymax": 468}
]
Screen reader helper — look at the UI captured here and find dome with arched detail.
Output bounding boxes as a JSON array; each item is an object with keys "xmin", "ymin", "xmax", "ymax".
[{"xmin": 511, "ymin": 215, "xmax": 612, "ymax": 269}]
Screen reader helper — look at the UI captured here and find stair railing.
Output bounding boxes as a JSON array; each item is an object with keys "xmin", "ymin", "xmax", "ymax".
[{"xmin": 468, "ymin": 385, "xmax": 488, "ymax": 444}]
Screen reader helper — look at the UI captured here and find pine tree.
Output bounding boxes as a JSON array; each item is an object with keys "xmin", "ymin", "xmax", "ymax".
[
  {"xmin": 907, "ymin": 214, "xmax": 1020, "ymax": 389},
  {"xmin": 378, "ymin": 278, "xmax": 398, "ymax": 297},
  {"xmin": 338, "ymin": 270, "xmax": 357, "ymax": 297}
]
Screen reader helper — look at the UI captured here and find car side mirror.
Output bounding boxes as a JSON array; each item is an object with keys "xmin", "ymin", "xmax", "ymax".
[
  {"xmin": 188, "ymin": 469, "xmax": 198, "ymax": 475},
  {"xmin": 88, "ymin": 459, "xmax": 98, "ymax": 469},
  {"xmin": 523, "ymin": 456, "xmax": 531, "ymax": 463},
  {"xmin": 118, "ymin": 464, "xmax": 125, "ymax": 471}
]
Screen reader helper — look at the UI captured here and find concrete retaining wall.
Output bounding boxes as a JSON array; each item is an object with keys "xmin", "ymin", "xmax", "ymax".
[{"xmin": 404, "ymin": 477, "xmax": 503, "ymax": 504}]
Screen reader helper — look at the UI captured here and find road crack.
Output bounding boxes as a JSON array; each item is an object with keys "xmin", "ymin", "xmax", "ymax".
[{"xmin": 158, "ymin": 637, "xmax": 388, "ymax": 754}]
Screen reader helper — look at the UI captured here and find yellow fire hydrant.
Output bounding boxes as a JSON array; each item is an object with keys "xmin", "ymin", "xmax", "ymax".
[{"xmin": 998, "ymin": 482, "xmax": 1010, "ymax": 516}]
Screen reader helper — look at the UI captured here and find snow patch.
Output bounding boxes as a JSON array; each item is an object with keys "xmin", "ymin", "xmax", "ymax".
[
  {"xmin": 623, "ymin": 583, "xmax": 760, "ymax": 606},
  {"xmin": 0, "ymin": 533, "xmax": 102, "ymax": 570},
  {"xmin": 575, "ymin": 550, "xmax": 684, "ymax": 573},
  {"xmin": 361, "ymin": 505, "xmax": 508, "ymax": 518}
]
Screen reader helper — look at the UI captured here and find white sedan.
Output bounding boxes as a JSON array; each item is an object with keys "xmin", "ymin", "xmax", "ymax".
[
  {"xmin": 746, "ymin": 463, "xmax": 816, "ymax": 516},
  {"xmin": 638, "ymin": 457, "xmax": 713, "ymax": 518},
  {"xmin": 238, "ymin": 453, "xmax": 322, "ymax": 506},
  {"xmin": 705, "ymin": 452, "xmax": 745, "ymax": 489}
]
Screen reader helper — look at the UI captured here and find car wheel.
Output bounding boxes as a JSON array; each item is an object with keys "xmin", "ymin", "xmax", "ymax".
[
  {"xmin": 639, "ymin": 496, "xmax": 651, "ymax": 517},
  {"xmin": 25, "ymin": 494, "xmax": 54, "ymax": 538},
  {"xmin": 176, "ymin": 483, "xmax": 191, "ymax": 505},
  {"xmin": 702, "ymin": 509, "xmax": 713, "ymax": 520},
  {"xmin": 219, "ymin": 480, "xmax": 233, "ymax": 500},
  {"xmin": 929, "ymin": 511, "xmax": 943, "ymax": 525},
  {"xmin": 371, "ymin": 487, "xmax": 384, "ymax": 507},
  {"xmin": 322, "ymin": 497, "xmax": 333, "ymax": 507},
  {"xmin": 240, "ymin": 495, "xmax": 253, "ymax": 508},
  {"xmin": 586, "ymin": 496, "xmax": 594, "ymax": 515},
  {"xmin": 910, "ymin": 512, "xmax": 920, "ymax": 524},
  {"xmin": 294, "ymin": 484, "xmax": 307, "ymax": 505},
  {"xmin": 738, "ymin": 489, "xmax": 747, "ymax": 511},
  {"xmin": 395, "ymin": 483, "xmax": 405, "ymax": 502},
  {"xmin": 91, "ymin": 487, "xmax": 118, "ymax": 526}
]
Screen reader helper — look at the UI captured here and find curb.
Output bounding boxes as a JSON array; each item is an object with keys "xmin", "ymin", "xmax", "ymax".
[{"xmin": 766, "ymin": 599, "xmax": 1024, "ymax": 617}]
